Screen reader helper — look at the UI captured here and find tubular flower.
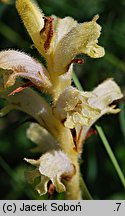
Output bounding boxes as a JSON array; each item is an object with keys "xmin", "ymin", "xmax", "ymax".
[
  {"xmin": 0, "ymin": 0, "xmax": 105, "ymax": 100},
  {"xmin": 0, "ymin": 50, "xmax": 52, "ymax": 92},
  {"xmin": 26, "ymin": 123, "xmax": 59, "ymax": 153},
  {"xmin": 16, "ymin": 0, "xmax": 105, "ymax": 70},
  {"xmin": 53, "ymin": 79, "xmax": 123, "ymax": 152},
  {"xmin": 24, "ymin": 150, "xmax": 75, "ymax": 195}
]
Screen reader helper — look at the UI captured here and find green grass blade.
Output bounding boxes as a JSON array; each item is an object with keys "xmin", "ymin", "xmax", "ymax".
[
  {"xmin": 96, "ymin": 125, "xmax": 125, "ymax": 189},
  {"xmin": 105, "ymin": 51, "xmax": 125, "ymax": 73},
  {"xmin": 72, "ymin": 71, "xmax": 83, "ymax": 91},
  {"xmin": 0, "ymin": 156, "xmax": 15, "ymax": 180},
  {"xmin": 80, "ymin": 176, "xmax": 93, "ymax": 200},
  {"xmin": 119, "ymin": 102, "xmax": 125, "ymax": 141}
]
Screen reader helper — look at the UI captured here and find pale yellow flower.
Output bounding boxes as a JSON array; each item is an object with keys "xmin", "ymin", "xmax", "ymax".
[
  {"xmin": 16, "ymin": 1, "xmax": 105, "ymax": 72},
  {"xmin": 0, "ymin": 50, "xmax": 52, "ymax": 90},
  {"xmin": 26, "ymin": 123, "xmax": 59, "ymax": 153},
  {"xmin": 24, "ymin": 150, "xmax": 75, "ymax": 195},
  {"xmin": 0, "ymin": 0, "xmax": 105, "ymax": 99},
  {"xmin": 53, "ymin": 79, "xmax": 123, "ymax": 152}
]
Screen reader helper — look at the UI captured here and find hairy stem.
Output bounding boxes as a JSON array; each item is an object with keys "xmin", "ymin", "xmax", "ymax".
[
  {"xmin": 57, "ymin": 128, "xmax": 81, "ymax": 199},
  {"xmin": 65, "ymin": 158, "xmax": 81, "ymax": 199}
]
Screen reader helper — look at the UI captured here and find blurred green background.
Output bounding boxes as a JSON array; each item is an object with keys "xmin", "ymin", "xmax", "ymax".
[{"xmin": 0, "ymin": 0, "xmax": 125, "ymax": 199}]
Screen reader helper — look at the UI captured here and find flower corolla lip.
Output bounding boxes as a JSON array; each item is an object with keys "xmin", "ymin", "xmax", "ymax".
[
  {"xmin": 24, "ymin": 150, "xmax": 75, "ymax": 195},
  {"xmin": 53, "ymin": 79, "xmax": 123, "ymax": 152},
  {"xmin": 16, "ymin": 0, "xmax": 105, "ymax": 76}
]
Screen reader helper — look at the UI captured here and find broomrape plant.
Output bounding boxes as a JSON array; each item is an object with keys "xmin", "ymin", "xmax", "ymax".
[{"xmin": 0, "ymin": 0, "xmax": 123, "ymax": 199}]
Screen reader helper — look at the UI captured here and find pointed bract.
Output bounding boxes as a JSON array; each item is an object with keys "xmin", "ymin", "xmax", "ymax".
[{"xmin": 16, "ymin": 0, "xmax": 46, "ymax": 56}]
